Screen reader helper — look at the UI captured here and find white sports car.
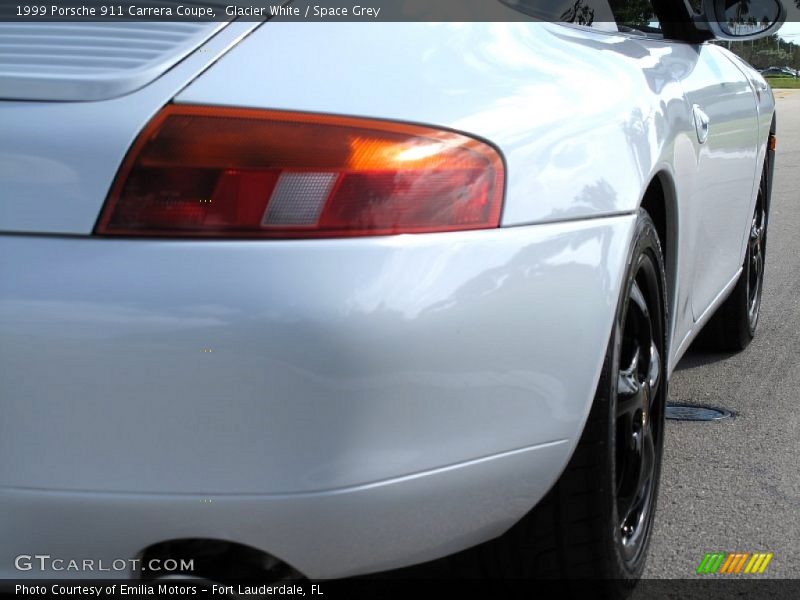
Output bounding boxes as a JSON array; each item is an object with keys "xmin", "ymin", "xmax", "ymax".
[{"xmin": 0, "ymin": 0, "xmax": 784, "ymax": 591}]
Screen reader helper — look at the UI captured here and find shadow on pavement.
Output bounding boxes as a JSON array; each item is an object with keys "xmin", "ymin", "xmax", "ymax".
[{"xmin": 672, "ymin": 346, "xmax": 738, "ymax": 372}]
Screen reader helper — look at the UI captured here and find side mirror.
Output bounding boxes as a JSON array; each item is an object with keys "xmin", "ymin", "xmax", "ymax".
[{"xmin": 701, "ymin": 0, "xmax": 787, "ymax": 40}]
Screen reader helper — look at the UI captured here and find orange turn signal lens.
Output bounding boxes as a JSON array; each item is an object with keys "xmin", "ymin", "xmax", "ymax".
[{"xmin": 95, "ymin": 105, "xmax": 505, "ymax": 238}]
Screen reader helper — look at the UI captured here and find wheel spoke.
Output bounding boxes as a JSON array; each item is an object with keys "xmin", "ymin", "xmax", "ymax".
[
  {"xmin": 647, "ymin": 341, "xmax": 661, "ymax": 398},
  {"xmin": 639, "ymin": 427, "xmax": 656, "ymax": 489},
  {"xmin": 617, "ymin": 345, "xmax": 645, "ymax": 417},
  {"xmin": 751, "ymin": 211, "xmax": 761, "ymax": 241},
  {"xmin": 755, "ymin": 243, "xmax": 764, "ymax": 276},
  {"xmin": 629, "ymin": 280, "xmax": 649, "ymax": 321},
  {"xmin": 618, "ymin": 490, "xmax": 637, "ymax": 536},
  {"xmin": 620, "ymin": 428, "xmax": 655, "ymax": 535}
]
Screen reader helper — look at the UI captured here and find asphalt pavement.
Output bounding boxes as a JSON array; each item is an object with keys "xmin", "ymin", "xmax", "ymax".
[{"xmin": 643, "ymin": 89, "xmax": 800, "ymax": 579}]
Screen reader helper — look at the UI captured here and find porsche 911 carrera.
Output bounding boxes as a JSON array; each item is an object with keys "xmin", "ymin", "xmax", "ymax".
[{"xmin": 0, "ymin": 0, "xmax": 785, "ymax": 592}]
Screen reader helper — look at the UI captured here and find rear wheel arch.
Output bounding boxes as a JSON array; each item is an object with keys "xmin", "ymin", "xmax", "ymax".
[
  {"xmin": 639, "ymin": 172, "xmax": 678, "ymax": 357},
  {"xmin": 425, "ymin": 210, "xmax": 669, "ymax": 588}
]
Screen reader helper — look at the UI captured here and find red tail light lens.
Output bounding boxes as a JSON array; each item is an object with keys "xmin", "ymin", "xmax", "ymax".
[{"xmin": 95, "ymin": 105, "xmax": 505, "ymax": 238}]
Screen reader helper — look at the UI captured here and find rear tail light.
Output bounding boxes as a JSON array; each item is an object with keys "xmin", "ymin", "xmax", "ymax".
[{"xmin": 95, "ymin": 105, "xmax": 505, "ymax": 238}]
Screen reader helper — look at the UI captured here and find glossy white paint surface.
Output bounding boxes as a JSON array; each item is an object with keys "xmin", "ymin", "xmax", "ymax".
[
  {"xmin": 0, "ymin": 216, "xmax": 634, "ymax": 577},
  {"xmin": 0, "ymin": 22, "xmax": 227, "ymax": 101},
  {"xmin": 0, "ymin": 19, "xmax": 772, "ymax": 578},
  {"xmin": 0, "ymin": 21, "xmax": 260, "ymax": 234},
  {"xmin": 0, "ymin": 218, "xmax": 632, "ymax": 492},
  {"xmin": 680, "ymin": 44, "xmax": 759, "ymax": 319},
  {"xmin": 179, "ymin": 22, "xmax": 692, "ymax": 226},
  {"xmin": 176, "ymin": 22, "xmax": 771, "ymax": 371},
  {"xmin": 1, "ymin": 439, "xmax": 568, "ymax": 579}
]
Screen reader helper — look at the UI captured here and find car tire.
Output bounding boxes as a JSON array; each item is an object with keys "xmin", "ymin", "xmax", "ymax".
[
  {"xmin": 697, "ymin": 166, "xmax": 768, "ymax": 352},
  {"xmin": 427, "ymin": 209, "xmax": 667, "ymax": 594}
]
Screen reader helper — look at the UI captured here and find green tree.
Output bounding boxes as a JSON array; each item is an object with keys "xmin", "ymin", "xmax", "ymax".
[{"xmin": 608, "ymin": 0, "xmax": 656, "ymax": 28}]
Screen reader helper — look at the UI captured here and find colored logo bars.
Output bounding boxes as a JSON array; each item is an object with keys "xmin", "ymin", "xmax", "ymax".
[{"xmin": 696, "ymin": 552, "xmax": 773, "ymax": 575}]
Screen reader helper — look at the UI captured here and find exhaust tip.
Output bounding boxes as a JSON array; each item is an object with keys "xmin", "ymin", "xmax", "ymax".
[{"xmin": 139, "ymin": 538, "xmax": 305, "ymax": 591}]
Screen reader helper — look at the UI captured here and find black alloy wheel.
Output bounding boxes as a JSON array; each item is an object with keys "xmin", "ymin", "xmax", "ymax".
[
  {"xmin": 746, "ymin": 190, "xmax": 766, "ymax": 335},
  {"xmin": 614, "ymin": 242, "xmax": 665, "ymax": 568}
]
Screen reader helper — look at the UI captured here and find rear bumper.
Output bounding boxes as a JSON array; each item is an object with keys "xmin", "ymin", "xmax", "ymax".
[
  {"xmin": 1, "ymin": 441, "xmax": 567, "ymax": 580},
  {"xmin": 0, "ymin": 215, "xmax": 634, "ymax": 578}
]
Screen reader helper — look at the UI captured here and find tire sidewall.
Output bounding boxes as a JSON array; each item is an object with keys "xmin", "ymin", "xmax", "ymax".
[{"xmin": 604, "ymin": 209, "xmax": 668, "ymax": 581}]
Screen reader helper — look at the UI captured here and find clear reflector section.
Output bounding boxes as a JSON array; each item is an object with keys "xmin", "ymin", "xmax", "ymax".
[{"xmin": 263, "ymin": 172, "xmax": 338, "ymax": 227}]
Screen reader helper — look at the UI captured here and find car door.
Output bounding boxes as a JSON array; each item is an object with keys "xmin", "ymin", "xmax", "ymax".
[{"xmin": 676, "ymin": 44, "xmax": 760, "ymax": 321}]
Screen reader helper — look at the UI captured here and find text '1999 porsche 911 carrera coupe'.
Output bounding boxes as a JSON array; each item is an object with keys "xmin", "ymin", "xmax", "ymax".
[{"xmin": 0, "ymin": 0, "xmax": 785, "ymax": 594}]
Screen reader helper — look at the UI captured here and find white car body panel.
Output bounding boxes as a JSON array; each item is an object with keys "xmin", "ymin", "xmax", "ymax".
[
  {"xmin": 0, "ymin": 17, "xmax": 773, "ymax": 579},
  {"xmin": 2, "ymin": 439, "xmax": 568, "ymax": 579},
  {"xmin": 178, "ymin": 22, "xmax": 691, "ymax": 228},
  {"xmin": 176, "ymin": 21, "xmax": 772, "ymax": 373},
  {"xmin": 679, "ymin": 44, "xmax": 759, "ymax": 320},
  {"xmin": 0, "ymin": 216, "xmax": 635, "ymax": 578},
  {"xmin": 0, "ymin": 21, "xmax": 259, "ymax": 234},
  {"xmin": 0, "ymin": 22, "xmax": 227, "ymax": 101}
]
